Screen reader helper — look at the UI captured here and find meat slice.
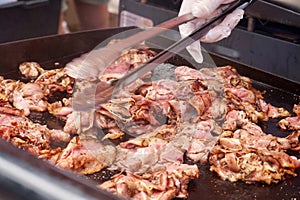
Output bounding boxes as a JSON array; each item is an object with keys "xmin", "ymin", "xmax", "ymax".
[
  {"xmin": 209, "ymin": 124, "xmax": 300, "ymax": 184},
  {"xmin": 0, "ymin": 113, "xmax": 62, "ymax": 163},
  {"xmin": 48, "ymin": 98, "xmax": 73, "ymax": 119},
  {"xmin": 12, "ymin": 82, "xmax": 48, "ymax": 116},
  {"xmin": 0, "ymin": 101, "xmax": 24, "ymax": 116},
  {"xmin": 258, "ymin": 99, "xmax": 290, "ymax": 119},
  {"xmin": 175, "ymin": 66, "xmax": 216, "ymax": 82},
  {"xmin": 98, "ymin": 47, "xmax": 156, "ymax": 83},
  {"xmin": 63, "ymin": 111, "xmax": 95, "ymax": 134},
  {"xmin": 2, "ymin": 52, "xmax": 300, "ymax": 199},
  {"xmin": 225, "ymin": 87, "xmax": 256, "ymax": 104},
  {"xmin": 19, "ymin": 62, "xmax": 44, "ymax": 78},
  {"xmin": 222, "ymin": 109, "xmax": 247, "ymax": 130},
  {"xmin": 100, "ymin": 163, "xmax": 199, "ymax": 200},
  {"xmin": 0, "ymin": 77, "xmax": 18, "ymax": 102},
  {"xmin": 110, "ymin": 125, "xmax": 182, "ymax": 174},
  {"xmin": 278, "ymin": 104, "xmax": 300, "ymax": 130},
  {"xmin": 56, "ymin": 135, "xmax": 116, "ymax": 174},
  {"xmin": 179, "ymin": 120, "xmax": 219, "ymax": 163},
  {"xmin": 35, "ymin": 68, "xmax": 74, "ymax": 94},
  {"xmin": 278, "ymin": 116, "xmax": 300, "ymax": 131}
]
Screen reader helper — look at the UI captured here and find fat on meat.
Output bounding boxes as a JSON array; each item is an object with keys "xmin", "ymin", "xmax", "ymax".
[
  {"xmin": 210, "ymin": 118, "xmax": 300, "ymax": 184},
  {"xmin": 0, "ymin": 113, "xmax": 63, "ymax": 163},
  {"xmin": 56, "ymin": 135, "xmax": 116, "ymax": 174},
  {"xmin": 0, "ymin": 77, "xmax": 18, "ymax": 102},
  {"xmin": 19, "ymin": 62, "xmax": 44, "ymax": 78},
  {"xmin": 278, "ymin": 104, "xmax": 300, "ymax": 130},
  {"xmin": 12, "ymin": 82, "xmax": 48, "ymax": 116},
  {"xmin": 98, "ymin": 48, "xmax": 156, "ymax": 83},
  {"xmin": 100, "ymin": 162, "xmax": 199, "ymax": 200}
]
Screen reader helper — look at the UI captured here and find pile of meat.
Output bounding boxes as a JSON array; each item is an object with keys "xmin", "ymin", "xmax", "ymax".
[{"xmin": 0, "ymin": 47, "xmax": 299, "ymax": 200}]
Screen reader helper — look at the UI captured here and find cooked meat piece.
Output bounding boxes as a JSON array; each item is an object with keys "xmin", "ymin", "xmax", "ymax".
[
  {"xmin": 111, "ymin": 119, "xmax": 219, "ymax": 175},
  {"xmin": 115, "ymin": 48, "xmax": 156, "ymax": 65},
  {"xmin": 49, "ymin": 129, "xmax": 70, "ymax": 143},
  {"xmin": 175, "ymin": 66, "xmax": 216, "ymax": 83},
  {"xmin": 98, "ymin": 48, "xmax": 156, "ymax": 83},
  {"xmin": 101, "ymin": 127, "xmax": 124, "ymax": 140},
  {"xmin": 278, "ymin": 104, "xmax": 300, "ymax": 130},
  {"xmin": 179, "ymin": 120, "xmax": 219, "ymax": 163},
  {"xmin": 99, "ymin": 62, "xmax": 131, "ymax": 83},
  {"xmin": 278, "ymin": 116, "xmax": 300, "ymax": 131},
  {"xmin": 111, "ymin": 126, "xmax": 178, "ymax": 172},
  {"xmin": 217, "ymin": 66, "xmax": 252, "ymax": 89},
  {"xmin": 210, "ymin": 124, "xmax": 300, "ymax": 184},
  {"xmin": 284, "ymin": 131, "xmax": 300, "ymax": 151},
  {"xmin": 0, "ymin": 77, "xmax": 18, "ymax": 102},
  {"xmin": 225, "ymin": 87, "xmax": 256, "ymax": 104},
  {"xmin": 63, "ymin": 111, "xmax": 95, "ymax": 134},
  {"xmin": 35, "ymin": 68, "xmax": 74, "ymax": 94},
  {"xmin": 222, "ymin": 110, "xmax": 247, "ymax": 130},
  {"xmin": 0, "ymin": 113, "xmax": 62, "ymax": 163},
  {"xmin": 56, "ymin": 135, "xmax": 116, "ymax": 174},
  {"xmin": 12, "ymin": 82, "xmax": 48, "ymax": 116},
  {"xmin": 0, "ymin": 101, "xmax": 24, "ymax": 116},
  {"xmin": 19, "ymin": 62, "xmax": 44, "ymax": 78},
  {"xmin": 48, "ymin": 99, "xmax": 73, "ymax": 118},
  {"xmin": 241, "ymin": 102, "xmax": 268, "ymax": 123},
  {"xmin": 258, "ymin": 99, "xmax": 290, "ymax": 119},
  {"xmin": 100, "ymin": 163, "xmax": 199, "ymax": 200}
]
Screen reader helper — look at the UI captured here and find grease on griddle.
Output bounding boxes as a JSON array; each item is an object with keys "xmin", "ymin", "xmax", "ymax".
[
  {"xmin": 85, "ymin": 169, "xmax": 120, "ymax": 184},
  {"xmin": 28, "ymin": 111, "xmax": 65, "ymax": 130}
]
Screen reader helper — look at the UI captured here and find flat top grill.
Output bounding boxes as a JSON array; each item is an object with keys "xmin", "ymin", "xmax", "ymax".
[{"xmin": 0, "ymin": 27, "xmax": 299, "ymax": 200}]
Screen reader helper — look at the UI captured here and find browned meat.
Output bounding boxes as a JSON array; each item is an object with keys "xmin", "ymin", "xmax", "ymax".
[
  {"xmin": 0, "ymin": 49, "xmax": 299, "ymax": 200},
  {"xmin": 100, "ymin": 163, "xmax": 199, "ymax": 200},
  {"xmin": 99, "ymin": 48, "xmax": 156, "ymax": 83},
  {"xmin": 0, "ymin": 77, "xmax": 18, "ymax": 102},
  {"xmin": 279, "ymin": 116, "xmax": 300, "ymax": 131},
  {"xmin": 12, "ymin": 82, "xmax": 48, "ymax": 116},
  {"xmin": 0, "ymin": 113, "xmax": 62, "ymax": 163},
  {"xmin": 48, "ymin": 98, "xmax": 73, "ymax": 118},
  {"xmin": 258, "ymin": 99, "xmax": 291, "ymax": 118},
  {"xmin": 63, "ymin": 111, "xmax": 95, "ymax": 134},
  {"xmin": 19, "ymin": 62, "xmax": 44, "ymax": 78},
  {"xmin": 56, "ymin": 135, "xmax": 116, "ymax": 174},
  {"xmin": 0, "ymin": 101, "xmax": 24, "ymax": 116},
  {"xmin": 294, "ymin": 104, "xmax": 300, "ymax": 116},
  {"xmin": 225, "ymin": 87, "xmax": 256, "ymax": 104},
  {"xmin": 35, "ymin": 68, "xmax": 74, "ymax": 94},
  {"xmin": 111, "ymin": 125, "xmax": 183, "ymax": 174},
  {"xmin": 179, "ymin": 120, "xmax": 219, "ymax": 163},
  {"xmin": 278, "ymin": 104, "xmax": 300, "ymax": 130},
  {"xmin": 210, "ymin": 118, "xmax": 300, "ymax": 184},
  {"xmin": 222, "ymin": 109, "xmax": 247, "ymax": 130}
]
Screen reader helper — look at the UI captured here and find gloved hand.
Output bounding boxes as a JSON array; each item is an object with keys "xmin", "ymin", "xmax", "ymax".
[{"xmin": 179, "ymin": 0, "xmax": 245, "ymax": 63}]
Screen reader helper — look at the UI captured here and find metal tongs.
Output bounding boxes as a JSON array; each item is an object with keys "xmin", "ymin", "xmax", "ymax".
[{"xmin": 73, "ymin": 0, "xmax": 255, "ymax": 111}]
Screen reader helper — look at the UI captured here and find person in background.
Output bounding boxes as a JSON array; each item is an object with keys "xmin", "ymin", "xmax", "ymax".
[{"xmin": 59, "ymin": 0, "xmax": 109, "ymax": 34}]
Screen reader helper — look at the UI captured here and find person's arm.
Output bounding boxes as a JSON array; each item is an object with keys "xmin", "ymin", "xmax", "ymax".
[{"xmin": 74, "ymin": 0, "xmax": 109, "ymax": 30}]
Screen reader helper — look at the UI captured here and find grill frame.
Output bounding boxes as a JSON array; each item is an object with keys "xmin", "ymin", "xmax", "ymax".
[{"xmin": 0, "ymin": 27, "xmax": 299, "ymax": 200}]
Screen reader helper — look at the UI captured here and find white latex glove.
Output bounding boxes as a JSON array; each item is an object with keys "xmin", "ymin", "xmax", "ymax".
[{"xmin": 179, "ymin": 0, "xmax": 245, "ymax": 63}]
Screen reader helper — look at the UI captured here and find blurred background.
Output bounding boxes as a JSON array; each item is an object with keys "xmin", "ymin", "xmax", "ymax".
[
  {"xmin": 61, "ymin": 0, "xmax": 119, "ymax": 33},
  {"xmin": 0, "ymin": 0, "xmax": 120, "ymax": 43},
  {"xmin": 0, "ymin": 0, "xmax": 299, "ymax": 82}
]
